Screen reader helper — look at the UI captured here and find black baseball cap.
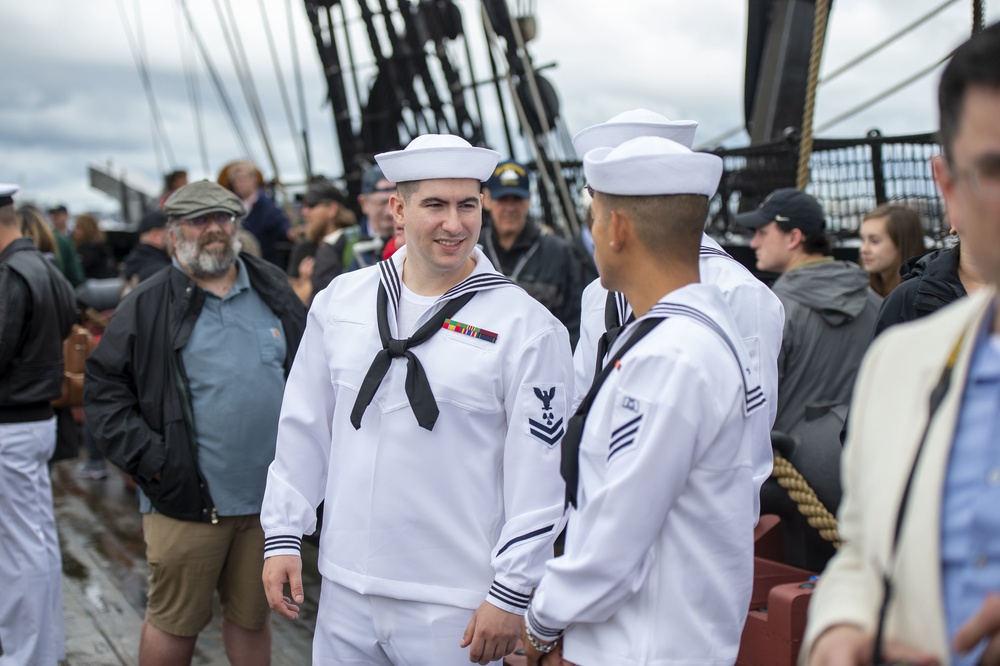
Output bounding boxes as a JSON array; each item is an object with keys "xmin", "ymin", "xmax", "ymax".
[
  {"xmin": 138, "ymin": 210, "xmax": 168, "ymax": 234},
  {"xmin": 736, "ymin": 188, "xmax": 825, "ymax": 234},
  {"xmin": 302, "ymin": 182, "xmax": 347, "ymax": 207}
]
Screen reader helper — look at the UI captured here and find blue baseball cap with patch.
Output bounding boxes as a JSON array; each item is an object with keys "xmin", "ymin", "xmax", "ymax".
[{"xmin": 486, "ymin": 161, "xmax": 530, "ymax": 199}]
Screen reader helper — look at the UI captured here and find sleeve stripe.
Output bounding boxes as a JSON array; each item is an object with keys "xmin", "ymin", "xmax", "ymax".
[
  {"xmin": 526, "ymin": 606, "xmax": 564, "ymax": 639},
  {"xmin": 263, "ymin": 535, "xmax": 303, "ymax": 554},
  {"xmin": 495, "ymin": 523, "xmax": 555, "ymax": 557},
  {"xmin": 489, "ymin": 583, "xmax": 530, "ymax": 609}
]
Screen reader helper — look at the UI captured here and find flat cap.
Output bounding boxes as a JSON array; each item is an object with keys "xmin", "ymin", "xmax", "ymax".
[{"xmin": 163, "ymin": 180, "xmax": 246, "ymax": 219}]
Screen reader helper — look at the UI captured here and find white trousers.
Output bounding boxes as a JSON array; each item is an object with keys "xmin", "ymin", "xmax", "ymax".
[
  {"xmin": 0, "ymin": 418, "xmax": 65, "ymax": 666},
  {"xmin": 313, "ymin": 578, "xmax": 501, "ymax": 666}
]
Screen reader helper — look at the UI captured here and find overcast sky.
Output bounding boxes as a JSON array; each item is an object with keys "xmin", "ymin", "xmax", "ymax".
[{"xmin": 1, "ymin": 0, "xmax": 997, "ymax": 215}]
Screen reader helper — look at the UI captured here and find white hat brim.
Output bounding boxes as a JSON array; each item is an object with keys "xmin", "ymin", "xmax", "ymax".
[
  {"xmin": 376, "ymin": 146, "xmax": 500, "ymax": 183},
  {"xmin": 584, "ymin": 138, "xmax": 722, "ymax": 198},
  {"xmin": 573, "ymin": 120, "xmax": 699, "ymax": 156}
]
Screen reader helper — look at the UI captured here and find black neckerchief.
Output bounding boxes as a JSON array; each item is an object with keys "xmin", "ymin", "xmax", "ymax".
[
  {"xmin": 350, "ymin": 257, "xmax": 513, "ymax": 431},
  {"xmin": 562, "ymin": 316, "xmax": 664, "ymax": 508}
]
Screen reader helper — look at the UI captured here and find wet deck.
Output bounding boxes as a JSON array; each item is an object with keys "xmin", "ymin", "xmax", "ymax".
[
  {"xmin": 53, "ymin": 459, "xmax": 319, "ymax": 665},
  {"xmin": 53, "ymin": 460, "xmax": 528, "ymax": 665}
]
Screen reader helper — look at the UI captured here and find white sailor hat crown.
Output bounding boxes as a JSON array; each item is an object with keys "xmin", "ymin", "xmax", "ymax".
[
  {"xmin": 584, "ymin": 136, "xmax": 722, "ymax": 198},
  {"xmin": 375, "ymin": 134, "xmax": 500, "ymax": 184},
  {"xmin": 572, "ymin": 109, "xmax": 699, "ymax": 157},
  {"xmin": 0, "ymin": 183, "xmax": 18, "ymax": 207}
]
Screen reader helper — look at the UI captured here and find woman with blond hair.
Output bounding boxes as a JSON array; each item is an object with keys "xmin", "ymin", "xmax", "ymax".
[
  {"xmin": 858, "ymin": 203, "xmax": 926, "ymax": 298},
  {"xmin": 17, "ymin": 206, "xmax": 58, "ymax": 261}
]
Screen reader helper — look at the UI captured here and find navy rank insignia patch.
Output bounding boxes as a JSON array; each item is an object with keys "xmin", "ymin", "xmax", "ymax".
[{"xmin": 524, "ymin": 384, "xmax": 566, "ymax": 447}]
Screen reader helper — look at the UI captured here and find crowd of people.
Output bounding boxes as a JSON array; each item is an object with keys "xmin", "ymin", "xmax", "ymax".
[{"xmin": 1, "ymin": 21, "xmax": 999, "ymax": 666}]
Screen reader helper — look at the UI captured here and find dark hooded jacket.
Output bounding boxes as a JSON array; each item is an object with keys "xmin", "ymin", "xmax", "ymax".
[
  {"xmin": 771, "ymin": 259, "xmax": 880, "ymax": 434},
  {"xmin": 872, "ymin": 247, "xmax": 965, "ymax": 339}
]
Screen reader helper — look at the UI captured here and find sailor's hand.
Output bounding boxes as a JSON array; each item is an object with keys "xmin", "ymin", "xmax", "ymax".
[
  {"xmin": 261, "ymin": 554, "xmax": 304, "ymax": 620},
  {"xmin": 461, "ymin": 601, "xmax": 520, "ymax": 664},
  {"xmin": 955, "ymin": 593, "xmax": 1000, "ymax": 665},
  {"xmin": 540, "ymin": 643, "xmax": 574, "ymax": 666}
]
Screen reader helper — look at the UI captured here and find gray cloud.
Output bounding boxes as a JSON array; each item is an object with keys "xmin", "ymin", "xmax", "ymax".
[{"xmin": 1, "ymin": 0, "xmax": 998, "ymax": 214}]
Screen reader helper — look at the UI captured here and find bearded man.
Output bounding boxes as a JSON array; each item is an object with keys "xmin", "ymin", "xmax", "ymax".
[{"xmin": 84, "ymin": 180, "xmax": 305, "ymax": 666}]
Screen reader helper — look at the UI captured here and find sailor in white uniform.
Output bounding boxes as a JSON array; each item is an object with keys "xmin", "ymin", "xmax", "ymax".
[
  {"xmin": 521, "ymin": 137, "xmax": 766, "ymax": 666},
  {"xmin": 571, "ymin": 109, "xmax": 784, "ymax": 521},
  {"xmin": 260, "ymin": 135, "xmax": 573, "ymax": 665}
]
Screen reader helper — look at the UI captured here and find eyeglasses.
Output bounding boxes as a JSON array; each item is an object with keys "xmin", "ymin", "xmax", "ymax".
[
  {"xmin": 585, "ymin": 184, "xmax": 595, "ymax": 198},
  {"xmin": 951, "ymin": 153, "xmax": 1000, "ymax": 200},
  {"xmin": 181, "ymin": 212, "xmax": 236, "ymax": 228}
]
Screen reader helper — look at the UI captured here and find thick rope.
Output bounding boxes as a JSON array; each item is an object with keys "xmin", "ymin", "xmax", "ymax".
[
  {"xmin": 771, "ymin": 452, "xmax": 842, "ymax": 548},
  {"xmin": 796, "ymin": 0, "xmax": 831, "ymax": 190}
]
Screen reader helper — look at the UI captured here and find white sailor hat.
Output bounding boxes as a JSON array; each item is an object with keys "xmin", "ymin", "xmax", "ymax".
[
  {"xmin": 572, "ymin": 109, "xmax": 699, "ymax": 157},
  {"xmin": 584, "ymin": 136, "xmax": 722, "ymax": 198},
  {"xmin": 0, "ymin": 183, "xmax": 18, "ymax": 207},
  {"xmin": 375, "ymin": 134, "xmax": 500, "ymax": 184}
]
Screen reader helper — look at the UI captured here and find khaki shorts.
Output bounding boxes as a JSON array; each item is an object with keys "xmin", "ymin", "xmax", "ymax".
[{"xmin": 143, "ymin": 512, "xmax": 270, "ymax": 637}]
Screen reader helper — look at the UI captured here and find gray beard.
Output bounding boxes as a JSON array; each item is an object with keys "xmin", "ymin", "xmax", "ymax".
[{"xmin": 174, "ymin": 231, "xmax": 242, "ymax": 279}]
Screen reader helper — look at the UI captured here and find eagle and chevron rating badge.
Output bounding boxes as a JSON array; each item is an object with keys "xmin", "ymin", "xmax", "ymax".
[{"xmin": 527, "ymin": 386, "xmax": 565, "ymax": 446}]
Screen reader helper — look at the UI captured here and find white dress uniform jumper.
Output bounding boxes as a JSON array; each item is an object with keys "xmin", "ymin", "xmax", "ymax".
[
  {"xmin": 530, "ymin": 284, "xmax": 766, "ymax": 666},
  {"xmin": 261, "ymin": 246, "xmax": 574, "ymax": 661},
  {"xmin": 573, "ymin": 233, "xmax": 784, "ymax": 521}
]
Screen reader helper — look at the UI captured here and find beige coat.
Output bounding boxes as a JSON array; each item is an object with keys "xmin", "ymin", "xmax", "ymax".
[{"xmin": 802, "ymin": 286, "xmax": 998, "ymax": 663}]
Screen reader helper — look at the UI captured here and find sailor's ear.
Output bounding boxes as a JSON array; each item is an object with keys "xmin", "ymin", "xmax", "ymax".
[{"xmin": 389, "ymin": 193, "xmax": 406, "ymax": 226}]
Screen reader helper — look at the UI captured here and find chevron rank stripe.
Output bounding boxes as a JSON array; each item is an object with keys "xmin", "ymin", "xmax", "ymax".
[
  {"xmin": 441, "ymin": 318, "xmax": 498, "ymax": 343},
  {"xmin": 528, "ymin": 417, "xmax": 565, "ymax": 446}
]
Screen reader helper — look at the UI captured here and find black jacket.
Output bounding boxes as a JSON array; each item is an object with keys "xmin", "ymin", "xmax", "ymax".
[
  {"xmin": 121, "ymin": 243, "xmax": 171, "ymax": 283},
  {"xmin": 872, "ymin": 247, "xmax": 965, "ymax": 338},
  {"xmin": 0, "ymin": 238, "xmax": 76, "ymax": 420},
  {"xmin": 480, "ymin": 220, "xmax": 583, "ymax": 346},
  {"xmin": 84, "ymin": 254, "xmax": 305, "ymax": 522}
]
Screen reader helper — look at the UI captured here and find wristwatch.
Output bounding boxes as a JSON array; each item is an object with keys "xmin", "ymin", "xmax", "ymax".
[{"xmin": 524, "ymin": 624, "xmax": 559, "ymax": 654}]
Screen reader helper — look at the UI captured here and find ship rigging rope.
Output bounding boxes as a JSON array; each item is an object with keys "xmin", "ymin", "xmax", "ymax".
[
  {"xmin": 796, "ymin": 0, "xmax": 830, "ymax": 190},
  {"xmin": 287, "ymin": 0, "xmax": 311, "ymax": 178},
  {"xmin": 177, "ymin": 0, "xmax": 258, "ymax": 166},
  {"xmin": 696, "ymin": 0, "xmax": 963, "ymax": 151},
  {"xmin": 821, "ymin": 0, "xmax": 961, "ymax": 85},
  {"xmin": 172, "ymin": 0, "xmax": 210, "ymax": 175},
  {"xmin": 116, "ymin": 0, "xmax": 175, "ymax": 172},
  {"xmin": 257, "ymin": 0, "xmax": 308, "ymax": 179},
  {"xmin": 482, "ymin": 1, "xmax": 581, "ymax": 238},
  {"xmin": 215, "ymin": 0, "xmax": 282, "ymax": 184},
  {"xmin": 816, "ymin": 52, "xmax": 952, "ymax": 134},
  {"xmin": 771, "ymin": 452, "xmax": 843, "ymax": 548}
]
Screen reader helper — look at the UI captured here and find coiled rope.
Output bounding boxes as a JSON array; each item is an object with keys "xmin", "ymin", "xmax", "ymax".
[{"xmin": 771, "ymin": 452, "xmax": 842, "ymax": 548}]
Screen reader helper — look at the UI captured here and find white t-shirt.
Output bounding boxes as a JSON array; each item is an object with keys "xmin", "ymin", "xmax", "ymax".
[{"xmin": 396, "ymin": 281, "xmax": 439, "ymax": 337}]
